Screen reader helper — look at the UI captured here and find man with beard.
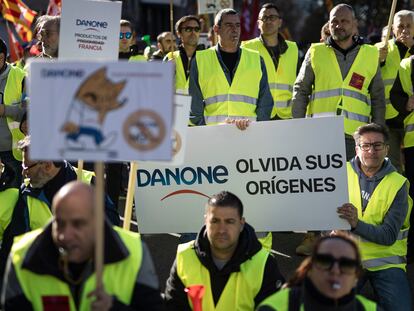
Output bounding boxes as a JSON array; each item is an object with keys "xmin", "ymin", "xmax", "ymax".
[
  {"xmin": 165, "ymin": 15, "xmax": 203, "ymax": 95},
  {"xmin": 292, "ymin": 4, "xmax": 385, "ymax": 160},
  {"xmin": 242, "ymin": 3, "xmax": 298, "ymax": 120},
  {"xmin": 189, "ymin": 8, "xmax": 273, "ymax": 129},
  {"xmin": 151, "ymin": 32, "xmax": 176, "ymax": 61},
  {"xmin": 164, "ymin": 191, "xmax": 284, "ymax": 311}
]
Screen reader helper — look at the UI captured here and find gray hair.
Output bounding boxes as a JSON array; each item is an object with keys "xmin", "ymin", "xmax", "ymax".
[{"xmin": 394, "ymin": 10, "xmax": 414, "ymax": 24}]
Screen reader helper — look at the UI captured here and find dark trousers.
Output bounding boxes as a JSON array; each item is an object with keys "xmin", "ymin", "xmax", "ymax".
[{"xmin": 405, "ymin": 147, "xmax": 414, "ymax": 256}]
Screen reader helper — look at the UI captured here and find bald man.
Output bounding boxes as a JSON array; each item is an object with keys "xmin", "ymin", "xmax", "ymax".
[{"xmin": 3, "ymin": 182, "xmax": 164, "ymax": 311}]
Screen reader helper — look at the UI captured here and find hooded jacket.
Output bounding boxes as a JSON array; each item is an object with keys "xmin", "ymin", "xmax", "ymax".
[
  {"xmin": 350, "ymin": 157, "xmax": 409, "ymax": 246},
  {"xmin": 164, "ymin": 223, "xmax": 285, "ymax": 311}
]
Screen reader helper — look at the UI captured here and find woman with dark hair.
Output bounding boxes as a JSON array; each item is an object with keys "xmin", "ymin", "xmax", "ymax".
[{"xmin": 257, "ymin": 233, "xmax": 378, "ymax": 310}]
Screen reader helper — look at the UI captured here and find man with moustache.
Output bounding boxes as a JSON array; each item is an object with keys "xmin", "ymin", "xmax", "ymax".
[
  {"xmin": 292, "ymin": 4, "xmax": 385, "ymax": 160},
  {"xmin": 164, "ymin": 191, "xmax": 284, "ymax": 311},
  {"xmin": 338, "ymin": 123, "xmax": 412, "ymax": 311},
  {"xmin": 189, "ymin": 8, "xmax": 273, "ymax": 129},
  {"xmin": 242, "ymin": 3, "xmax": 298, "ymax": 120}
]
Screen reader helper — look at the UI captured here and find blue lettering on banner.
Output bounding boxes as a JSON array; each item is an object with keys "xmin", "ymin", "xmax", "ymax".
[
  {"xmin": 41, "ymin": 69, "xmax": 84, "ymax": 78},
  {"xmin": 76, "ymin": 19, "xmax": 108, "ymax": 29},
  {"xmin": 137, "ymin": 165, "xmax": 229, "ymax": 187}
]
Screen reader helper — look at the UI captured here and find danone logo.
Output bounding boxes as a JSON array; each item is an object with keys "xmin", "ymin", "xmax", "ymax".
[
  {"xmin": 76, "ymin": 19, "xmax": 108, "ymax": 31},
  {"xmin": 138, "ymin": 165, "xmax": 229, "ymax": 200}
]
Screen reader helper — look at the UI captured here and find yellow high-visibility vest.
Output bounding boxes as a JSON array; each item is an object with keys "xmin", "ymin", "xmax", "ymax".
[
  {"xmin": 397, "ymin": 57, "xmax": 414, "ymax": 148},
  {"xmin": 12, "ymin": 226, "xmax": 142, "ymax": 311},
  {"xmin": 196, "ymin": 47, "xmax": 261, "ymax": 125},
  {"xmin": 347, "ymin": 163, "xmax": 412, "ymax": 271},
  {"xmin": 242, "ymin": 38, "xmax": 298, "ymax": 119},
  {"xmin": 375, "ymin": 40, "xmax": 409, "ymax": 119},
  {"xmin": 308, "ymin": 43, "xmax": 379, "ymax": 135},
  {"xmin": 4, "ymin": 65, "xmax": 25, "ymax": 161},
  {"xmin": 166, "ymin": 50, "xmax": 189, "ymax": 95},
  {"xmin": 176, "ymin": 240, "xmax": 269, "ymax": 310},
  {"xmin": 258, "ymin": 287, "xmax": 377, "ymax": 311}
]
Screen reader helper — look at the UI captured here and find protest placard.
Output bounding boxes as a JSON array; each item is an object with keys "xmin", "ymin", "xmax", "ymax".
[
  {"xmin": 135, "ymin": 117, "xmax": 350, "ymax": 233},
  {"xmin": 198, "ymin": 0, "xmax": 233, "ymax": 14}
]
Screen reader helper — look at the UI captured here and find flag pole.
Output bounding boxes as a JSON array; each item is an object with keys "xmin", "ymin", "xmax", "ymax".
[
  {"xmin": 383, "ymin": 0, "xmax": 398, "ymax": 44},
  {"xmin": 170, "ymin": 0, "xmax": 174, "ymax": 34},
  {"xmin": 94, "ymin": 161, "xmax": 105, "ymax": 289},
  {"xmin": 123, "ymin": 161, "xmax": 138, "ymax": 230}
]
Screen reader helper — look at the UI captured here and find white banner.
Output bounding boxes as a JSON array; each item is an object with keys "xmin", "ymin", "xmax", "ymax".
[
  {"xmin": 29, "ymin": 61, "xmax": 174, "ymax": 162},
  {"xmin": 198, "ymin": 0, "xmax": 233, "ymax": 15},
  {"xmin": 135, "ymin": 117, "xmax": 350, "ymax": 233},
  {"xmin": 59, "ymin": 0, "xmax": 121, "ymax": 60}
]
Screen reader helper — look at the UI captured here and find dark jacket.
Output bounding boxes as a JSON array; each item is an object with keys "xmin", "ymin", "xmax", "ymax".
[
  {"xmin": 164, "ymin": 223, "xmax": 285, "ymax": 311},
  {"xmin": 2, "ymin": 221, "xmax": 165, "ymax": 311},
  {"xmin": 0, "ymin": 161, "xmax": 120, "ymax": 290}
]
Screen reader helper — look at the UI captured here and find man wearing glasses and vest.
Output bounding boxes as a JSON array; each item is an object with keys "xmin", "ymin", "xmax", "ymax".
[
  {"xmin": 242, "ymin": 3, "xmax": 298, "ymax": 120},
  {"xmin": 189, "ymin": 8, "xmax": 273, "ymax": 129},
  {"xmin": 292, "ymin": 4, "xmax": 385, "ymax": 160},
  {"xmin": 338, "ymin": 123, "xmax": 412, "ymax": 311},
  {"xmin": 164, "ymin": 191, "xmax": 284, "ymax": 311},
  {"xmin": 165, "ymin": 15, "xmax": 202, "ymax": 96}
]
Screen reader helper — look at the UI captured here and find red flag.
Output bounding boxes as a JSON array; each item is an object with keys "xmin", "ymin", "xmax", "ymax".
[
  {"xmin": 6, "ymin": 23, "xmax": 23, "ymax": 62},
  {"xmin": 240, "ymin": 0, "xmax": 260, "ymax": 41},
  {"xmin": 46, "ymin": 0, "xmax": 61, "ymax": 16},
  {"xmin": 1, "ymin": 0, "xmax": 36, "ymax": 42},
  {"xmin": 185, "ymin": 285, "xmax": 205, "ymax": 311}
]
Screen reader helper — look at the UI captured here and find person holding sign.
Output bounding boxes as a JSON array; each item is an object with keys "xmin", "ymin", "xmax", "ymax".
[
  {"xmin": 338, "ymin": 123, "xmax": 412, "ymax": 311},
  {"xmin": 189, "ymin": 8, "xmax": 273, "ymax": 128},
  {"xmin": 292, "ymin": 4, "xmax": 385, "ymax": 160},
  {"xmin": 2, "ymin": 181, "xmax": 164, "ymax": 311},
  {"xmin": 257, "ymin": 234, "xmax": 377, "ymax": 311},
  {"xmin": 164, "ymin": 191, "xmax": 284, "ymax": 311},
  {"xmin": 242, "ymin": 3, "xmax": 299, "ymax": 120}
]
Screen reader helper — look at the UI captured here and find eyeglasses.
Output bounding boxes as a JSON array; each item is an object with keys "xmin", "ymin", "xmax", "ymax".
[
  {"xmin": 119, "ymin": 32, "xmax": 132, "ymax": 39},
  {"xmin": 182, "ymin": 26, "xmax": 201, "ymax": 33},
  {"xmin": 313, "ymin": 254, "xmax": 359, "ymax": 274},
  {"xmin": 22, "ymin": 162, "xmax": 40, "ymax": 170},
  {"xmin": 358, "ymin": 142, "xmax": 387, "ymax": 151},
  {"xmin": 259, "ymin": 15, "xmax": 280, "ymax": 22}
]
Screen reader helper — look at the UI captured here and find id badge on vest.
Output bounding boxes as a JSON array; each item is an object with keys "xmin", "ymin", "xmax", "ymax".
[
  {"xmin": 349, "ymin": 72, "xmax": 365, "ymax": 90},
  {"xmin": 42, "ymin": 296, "xmax": 70, "ymax": 311}
]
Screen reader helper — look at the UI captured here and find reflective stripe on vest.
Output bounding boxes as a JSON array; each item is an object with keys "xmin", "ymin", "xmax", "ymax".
[
  {"xmin": 258, "ymin": 287, "xmax": 377, "ymax": 310},
  {"xmin": 204, "ymin": 115, "xmax": 256, "ymax": 124},
  {"xmin": 4, "ymin": 65, "xmax": 25, "ymax": 161},
  {"xmin": 12, "ymin": 226, "xmax": 142, "ymax": 311},
  {"xmin": 176, "ymin": 240, "xmax": 268, "ymax": 311},
  {"xmin": 242, "ymin": 38, "xmax": 298, "ymax": 119},
  {"xmin": 347, "ymin": 163, "xmax": 412, "ymax": 271},
  {"xmin": 375, "ymin": 40, "xmax": 406, "ymax": 119},
  {"xmin": 0, "ymin": 188, "xmax": 19, "ymax": 242},
  {"xmin": 398, "ymin": 57, "xmax": 414, "ymax": 148},
  {"xmin": 309, "ymin": 43, "xmax": 378, "ymax": 135},
  {"xmin": 196, "ymin": 47, "xmax": 261, "ymax": 125},
  {"xmin": 204, "ymin": 94, "xmax": 257, "ymax": 106}
]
